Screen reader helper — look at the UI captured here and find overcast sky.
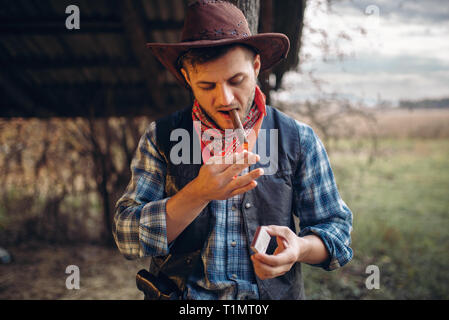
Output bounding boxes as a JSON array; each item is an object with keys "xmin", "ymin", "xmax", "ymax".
[{"xmin": 275, "ymin": 0, "xmax": 449, "ymax": 106}]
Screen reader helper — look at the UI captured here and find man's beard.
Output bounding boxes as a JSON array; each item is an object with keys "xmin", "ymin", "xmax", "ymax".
[
  {"xmin": 198, "ymin": 86, "xmax": 256, "ymax": 129},
  {"xmin": 243, "ymin": 87, "xmax": 256, "ymax": 119}
]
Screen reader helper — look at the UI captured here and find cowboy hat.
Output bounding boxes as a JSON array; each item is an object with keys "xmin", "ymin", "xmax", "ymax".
[{"xmin": 146, "ymin": 0, "xmax": 290, "ymax": 87}]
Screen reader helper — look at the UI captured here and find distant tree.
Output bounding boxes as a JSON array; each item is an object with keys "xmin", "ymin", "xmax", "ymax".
[{"xmin": 399, "ymin": 98, "xmax": 449, "ymax": 110}]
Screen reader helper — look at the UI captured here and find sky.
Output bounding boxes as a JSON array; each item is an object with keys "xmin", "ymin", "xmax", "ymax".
[{"xmin": 274, "ymin": 0, "xmax": 449, "ymax": 107}]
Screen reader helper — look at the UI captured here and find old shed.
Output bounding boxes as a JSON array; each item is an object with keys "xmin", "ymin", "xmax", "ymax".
[{"xmin": 0, "ymin": 0, "xmax": 306, "ymax": 118}]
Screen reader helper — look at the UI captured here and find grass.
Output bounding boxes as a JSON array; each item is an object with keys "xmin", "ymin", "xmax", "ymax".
[
  {"xmin": 302, "ymin": 138, "xmax": 449, "ymax": 299},
  {"xmin": 0, "ymin": 187, "xmax": 105, "ymax": 245}
]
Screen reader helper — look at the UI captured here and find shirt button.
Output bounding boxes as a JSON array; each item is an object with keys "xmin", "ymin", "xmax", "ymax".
[
  {"xmin": 245, "ymin": 202, "xmax": 252, "ymax": 209},
  {"xmin": 231, "ymin": 205, "xmax": 237, "ymax": 211},
  {"xmin": 231, "ymin": 241, "xmax": 237, "ymax": 247},
  {"xmin": 231, "ymin": 274, "xmax": 237, "ymax": 280}
]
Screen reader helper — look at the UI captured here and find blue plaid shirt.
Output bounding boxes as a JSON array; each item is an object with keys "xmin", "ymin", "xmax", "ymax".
[{"xmin": 113, "ymin": 119, "xmax": 353, "ymax": 299}]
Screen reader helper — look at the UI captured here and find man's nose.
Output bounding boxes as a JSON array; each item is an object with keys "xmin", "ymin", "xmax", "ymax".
[{"xmin": 216, "ymin": 84, "xmax": 234, "ymax": 106}]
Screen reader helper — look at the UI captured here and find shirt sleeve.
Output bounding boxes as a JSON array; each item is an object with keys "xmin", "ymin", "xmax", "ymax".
[
  {"xmin": 112, "ymin": 122, "xmax": 171, "ymax": 259},
  {"xmin": 293, "ymin": 120, "xmax": 353, "ymax": 271}
]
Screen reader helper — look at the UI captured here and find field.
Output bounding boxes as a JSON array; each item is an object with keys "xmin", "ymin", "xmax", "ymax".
[
  {"xmin": 299, "ymin": 108, "xmax": 449, "ymax": 299},
  {"xmin": 1, "ymin": 108, "xmax": 448, "ymax": 299},
  {"xmin": 304, "ymin": 137, "xmax": 449, "ymax": 299}
]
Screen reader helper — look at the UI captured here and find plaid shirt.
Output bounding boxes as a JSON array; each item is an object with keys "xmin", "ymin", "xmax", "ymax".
[{"xmin": 113, "ymin": 118, "xmax": 353, "ymax": 299}]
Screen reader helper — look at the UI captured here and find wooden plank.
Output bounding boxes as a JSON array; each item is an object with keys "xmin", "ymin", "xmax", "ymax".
[{"xmin": 0, "ymin": 17, "xmax": 183, "ymax": 35}]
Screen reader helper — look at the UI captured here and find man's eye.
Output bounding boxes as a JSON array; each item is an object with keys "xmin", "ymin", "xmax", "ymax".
[
  {"xmin": 230, "ymin": 77, "xmax": 244, "ymax": 85},
  {"xmin": 199, "ymin": 85, "xmax": 215, "ymax": 90}
]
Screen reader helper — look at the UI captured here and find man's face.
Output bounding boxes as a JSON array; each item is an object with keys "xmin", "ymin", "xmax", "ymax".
[{"xmin": 181, "ymin": 46, "xmax": 261, "ymax": 130}]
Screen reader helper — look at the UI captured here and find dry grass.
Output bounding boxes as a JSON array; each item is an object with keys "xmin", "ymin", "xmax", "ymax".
[
  {"xmin": 361, "ymin": 108, "xmax": 449, "ymax": 139},
  {"xmin": 0, "ymin": 243, "xmax": 150, "ymax": 299},
  {"xmin": 287, "ymin": 107, "xmax": 449, "ymax": 139}
]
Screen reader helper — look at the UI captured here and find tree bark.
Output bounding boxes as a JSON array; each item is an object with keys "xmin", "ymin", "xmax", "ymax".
[
  {"xmin": 258, "ymin": 0, "xmax": 273, "ymax": 105},
  {"xmin": 273, "ymin": 0, "xmax": 307, "ymax": 90},
  {"xmin": 121, "ymin": 0, "xmax": 164, "ymax": 112}
]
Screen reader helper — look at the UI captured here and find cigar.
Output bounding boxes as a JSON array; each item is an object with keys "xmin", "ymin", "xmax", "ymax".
[{"xmin": 229, "ymin": 109, "xmax": 248, "ymax": 147}]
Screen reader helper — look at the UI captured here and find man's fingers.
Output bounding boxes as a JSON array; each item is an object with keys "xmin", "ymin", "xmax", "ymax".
[
  {"xmin": 229, "ymin": 168, "xmax": 264, "ymax": 189},
  {"xmin": 251, "ymin": 255, "xmax": 289, "ymax": 279},
  {"xmin": 266, "ymin": 225, "xmax": 294, "ymax": 241},
  {"xmin": 205, "ymin": 151, "xmax": 259, "ymax": 174},
  {"xmin": 228, "ymin": 180, "xmax": 258, "ymax": 198},
  {"xmin": 223, "ymin": 153, "xmax": 260, "ymax": 179},
  {"xmin": 206, "ymin": 150, "xmax": 253, "ymax": 164},
  {"xmin": 252, "ymin": 251, "xmax": 293, "ymax": 267},
  {"xmin": 233, "ymin": 150, "xmax": 249, "ymax": 163},
  {"xmin": 227, "ymin": 168, "xmax": 264, "ymax": 197}
]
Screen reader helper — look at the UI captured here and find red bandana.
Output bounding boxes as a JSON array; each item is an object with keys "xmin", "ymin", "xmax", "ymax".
[{"xmin": 192, "ymin": 86, "xmax": 266, "ymax": 161}]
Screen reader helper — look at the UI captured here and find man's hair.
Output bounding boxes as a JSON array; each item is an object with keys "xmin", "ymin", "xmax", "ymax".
[{"xmin": 177, "ymin": 43, "xmax": 258, "ymax": 73}]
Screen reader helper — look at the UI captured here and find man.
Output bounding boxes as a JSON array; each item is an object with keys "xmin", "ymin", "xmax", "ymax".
[{"xmin": 113, "ymin": 0, "xmax": 353, "ymax": 300}]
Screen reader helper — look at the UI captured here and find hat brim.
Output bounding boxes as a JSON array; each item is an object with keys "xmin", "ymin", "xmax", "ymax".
[{"xmin": 146, "ymin": 33, "xmax": 290, "ymax": 88}]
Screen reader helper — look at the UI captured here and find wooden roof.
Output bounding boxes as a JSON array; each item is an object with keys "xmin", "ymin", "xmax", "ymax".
[{"xmin": 0, "ymin": 0, "xmax": 304, "ymax": 118}]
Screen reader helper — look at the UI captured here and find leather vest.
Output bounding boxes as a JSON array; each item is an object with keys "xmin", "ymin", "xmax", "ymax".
[{"xmin": 151, "ymin": 105, "xmax": 305, "ymax": 300}]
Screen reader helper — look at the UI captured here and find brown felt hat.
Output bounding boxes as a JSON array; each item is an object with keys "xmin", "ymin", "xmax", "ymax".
[{"xmin": 146, "ymin": 0, "xmax": 290, "ymax": 88}]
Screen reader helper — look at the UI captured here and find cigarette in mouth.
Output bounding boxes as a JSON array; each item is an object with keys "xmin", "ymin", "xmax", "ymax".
[{"xmin": 229, "ymin": 109, "xmax": 248, "ymax": 146}]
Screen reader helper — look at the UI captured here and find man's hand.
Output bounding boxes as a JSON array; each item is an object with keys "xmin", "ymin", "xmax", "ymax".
[
  {"xmin": 250, "ymin": 225, "xmax": 329, "ymax": 280},
  {"xmin": 192, "ymin": 150, "xmax": 264, "ymax": 201},
  {"xmin": 251, "ymin": 225, "xmax": 302, "ymax": 280},
  {"xmin": 166, "ymin": 150, "xmax": 263, "ymax": 243}
]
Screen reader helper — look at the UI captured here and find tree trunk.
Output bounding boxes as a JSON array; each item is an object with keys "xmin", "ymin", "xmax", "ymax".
[
  {"xmin": 258, "ymin": 0, "xmax": 273, "ymax": 105},
  {"xmin": 229, "ymin": 0, "xmax": 261, "ymax": 35},
  {"xmin": 273, "ymin": 0, "xmax": 307, "ymax": 90}
]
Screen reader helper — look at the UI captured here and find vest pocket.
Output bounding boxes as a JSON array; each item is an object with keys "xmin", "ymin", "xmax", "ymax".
[{"xmin": 251, "ymin": 170, "xmax": 293, "ymax": 226}]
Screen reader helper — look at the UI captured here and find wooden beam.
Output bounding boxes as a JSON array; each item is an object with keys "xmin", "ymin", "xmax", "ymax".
[
  {"xmin": 120, "ymin": 0, "xmax": 165, "ymax": 110},
  {"xmin": 0, "ymin": 76, "xmax": 188, "ymax": 118},
  {"xmin": 0, "ymin": 17, "xmax": 184, "ymax": 35},
  {"xmin": 0, "ymin": 73, "xmax": 36, "ymax": 114},
  {"xmin": 0, "ymin": 57, "xmax": 138, "ymax": 70},
  {"xmin": 35, "ymin": 82, "xmax": 183, "ymax": 90}
]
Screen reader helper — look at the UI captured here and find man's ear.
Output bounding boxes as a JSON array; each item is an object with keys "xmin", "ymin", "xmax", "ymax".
[
  {"xmin": 180, "ymin": 68, "xmax": 192, "ymax": 88},
  {"xmin": 253, "ymin": 54, "xmax": 261, "ymax": 77}
]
